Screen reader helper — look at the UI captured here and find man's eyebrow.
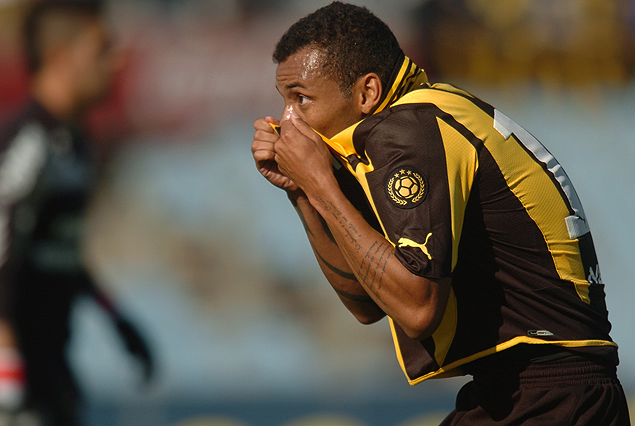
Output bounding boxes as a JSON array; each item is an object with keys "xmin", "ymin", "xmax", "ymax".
[{"xmin": 276, "ymin": 82, "xmax": 308, "ymax": 92}]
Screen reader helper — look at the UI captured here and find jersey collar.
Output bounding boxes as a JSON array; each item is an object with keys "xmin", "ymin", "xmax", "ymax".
[{"xmin": 324, "ymin": 54, "xmax": 428, "ymax": 161}]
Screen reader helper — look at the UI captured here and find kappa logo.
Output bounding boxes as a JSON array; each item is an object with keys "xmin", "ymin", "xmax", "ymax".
[
  {"xmin": 385, "ymin": 167, "xmax": 428, "ymax": 209},
  {"xmin": 527, "ymin": 330, "xmax": 554, "ymax": 337},
  {"xmin": 398, "ymin": 233, "xmax": 433, "ymax": 260}
]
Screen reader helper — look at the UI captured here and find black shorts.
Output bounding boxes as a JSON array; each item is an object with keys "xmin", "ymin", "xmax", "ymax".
[{"xmin": 440, "ymin": 355, "xmax": 631, "ymax": 426}]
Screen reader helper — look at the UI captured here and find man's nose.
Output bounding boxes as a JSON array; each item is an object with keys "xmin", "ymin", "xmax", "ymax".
[{"xmin": 281, "ymin": 105, "xmax": 295, "ymax": 122}]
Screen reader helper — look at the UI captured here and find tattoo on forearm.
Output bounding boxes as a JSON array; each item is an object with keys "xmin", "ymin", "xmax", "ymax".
[
  {"xmin": 295, "ymin": 206, "xmax": 313, "ymax": 237},
  {"xmin": 317, "ymin": 197, "xmax": 362, "ymax": 252},
  {"xmin": 316, "ymin": 196, "xmax": 393, "ymax": 302},
  {"xmin": 317, "ymin": 214, "xmax": 335, "ymax": 244},
  {"xmin": 333, "ymin": 287, "xmax": 375, "ymax": 303},
  {"xmin": 315, "ymin": 250, "xmax": 357, "ymax": 281},
  {"xmin": 357, "ymin": 242, "xmax": 392, "ymax": 301}
]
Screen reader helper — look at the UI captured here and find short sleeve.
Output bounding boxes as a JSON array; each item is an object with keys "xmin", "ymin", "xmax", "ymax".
[{"xmin": 359, "ymin": 104, "xmax": 475, "ymax": 279}]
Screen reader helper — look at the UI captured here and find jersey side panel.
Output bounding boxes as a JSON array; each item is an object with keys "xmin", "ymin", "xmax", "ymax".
[{"xmin": 410, "ymin": 87, "xmax": 589, "ymax": 296}]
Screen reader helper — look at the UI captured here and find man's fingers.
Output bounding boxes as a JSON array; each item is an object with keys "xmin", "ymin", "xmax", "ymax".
[
  {"xmin": 254, "ymin": 128, "xmax": 279, "ymax": 143},
  {"xmin": 265, "ymin": 116, "xmax": 280, "ymax": 126},
  {"xmin": 289, "ymin": 113, "xmax": 324, "ymax": 143},
  {"xmin": 254, "ymin": 117, "xmax": 280, "ymax": 134},
  {"xmin": 252, "ymin": 141, "xmax": 277, "ymax": 168},
  {"xmin": 251, "ymin": 138, "xmax": 274, "ymax": 151},
  {"xmin": 253, "ymin": 146, "xmax": 275, "ymax": 163}
]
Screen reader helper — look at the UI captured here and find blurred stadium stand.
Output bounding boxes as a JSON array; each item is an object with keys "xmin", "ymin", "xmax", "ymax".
[{"xmin": 407, "ymin": 0, "xmax": 635, "ymax": 86}]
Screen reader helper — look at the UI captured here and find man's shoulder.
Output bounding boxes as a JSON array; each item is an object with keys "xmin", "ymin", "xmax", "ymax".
[
  {"xmin": 355, "ymin": 91, "xmax": 456, "ymax": 143},
  {"xmin": 396, "ymin": 83, "xmax": 495, "ymax": 117},
  {"xmin": 0, "ymin": 100, "xmax": 54, "ymax": 152},
  {"xmin": 0, "ymin": 118, "xmax": 29, "ymax": 155},
  {"xmin": 358, "ymin": 97, "xmax": 435, "ymax": 133},
  {"xmin": 364, "ymin": 83, "xmax": 484, "ymax": 124},
  {"xmin": 352, "ymin": 83, "xmax": 495, "ymax": 153}
]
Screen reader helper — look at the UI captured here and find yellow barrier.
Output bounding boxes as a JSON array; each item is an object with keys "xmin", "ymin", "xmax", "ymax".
[
  {"xmin": 281, "ymin": 414, "xmax": 368, "ymax": 426},
  {"xmin": 172, "ymin": 417, "xmax": 250, "ymax": 426}
]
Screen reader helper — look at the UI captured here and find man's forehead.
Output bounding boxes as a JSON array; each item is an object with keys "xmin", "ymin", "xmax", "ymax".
[{"xmin": 275, "ymin": 47, "xmax": 327, "ymax": 86}]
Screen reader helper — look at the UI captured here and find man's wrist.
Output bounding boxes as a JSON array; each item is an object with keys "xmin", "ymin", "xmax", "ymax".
[{"xmin": 287, "ymin": 189, "xmax": 309, "ymax": 206}]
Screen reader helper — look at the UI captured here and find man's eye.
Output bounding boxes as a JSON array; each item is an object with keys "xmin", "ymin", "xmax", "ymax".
[{"xmin": 298, "ymin": 95, "xmax": 309, "ymax": 105}]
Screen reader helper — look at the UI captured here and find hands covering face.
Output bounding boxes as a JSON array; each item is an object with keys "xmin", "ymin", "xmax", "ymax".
[{"xmin": 252, "ymin": 106, "xmax": 334, "ymax": 196}]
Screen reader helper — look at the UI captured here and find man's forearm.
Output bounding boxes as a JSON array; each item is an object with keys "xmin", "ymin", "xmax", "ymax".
[
  {"xmin": 307, "ymin": 191, "xmax": 395, "ymax": 304},
  {"xmin": 288, "ymin": 191, "xmax": 385, "ymax": 324},
  {"xmin": 303, "ymin": 184, "xmax": 451, "ymax": 340},
  {"xmin": 271, "ymin": 112, "xmax": 449, "ymax": 339}
]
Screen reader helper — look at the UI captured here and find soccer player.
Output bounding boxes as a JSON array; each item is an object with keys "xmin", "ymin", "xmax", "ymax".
[
  {"xmin": 251, "ymin": 2, "xmax": 631, "ymax": 424},
  {"xmin": 0, "ymin": 1, "xmax": 153, "ymax": 425}
]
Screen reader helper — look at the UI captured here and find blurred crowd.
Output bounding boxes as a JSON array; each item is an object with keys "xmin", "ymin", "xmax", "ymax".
[
  {"xmin": 409, "ymin": 0, "xmax": 635, "ymax": 87},
  {"xmin": 2, "ymin": 0, "xmax": 634, "ymax": 148}
]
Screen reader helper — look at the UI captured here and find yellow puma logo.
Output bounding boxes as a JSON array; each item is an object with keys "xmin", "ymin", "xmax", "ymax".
[{"xmin": 398, "ymin": 233, "xmax": 433, "ymax": 260}]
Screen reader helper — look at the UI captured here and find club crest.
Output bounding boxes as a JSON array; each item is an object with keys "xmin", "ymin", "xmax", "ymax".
[{"xmin": 385, "ymin": 167, "xmax": 428, "ymax": 209}]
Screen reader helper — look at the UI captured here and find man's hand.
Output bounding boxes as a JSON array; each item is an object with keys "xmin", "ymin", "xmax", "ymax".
[
  {"xmin": 252, "ymin": 116, "xmax": 299, "ymax": 192},
  {"xmin": 274, "ymin": 113, "xmax": 336, "ymax": 198}
]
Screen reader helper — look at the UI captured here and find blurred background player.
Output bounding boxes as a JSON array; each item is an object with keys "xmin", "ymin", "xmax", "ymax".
[{"xmin": 0, "ymin": 1, "xmax": 153, "ymax": 425}]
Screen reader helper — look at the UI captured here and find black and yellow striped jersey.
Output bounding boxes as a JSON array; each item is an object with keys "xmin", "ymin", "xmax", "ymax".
[{"xmin": 324, "ymin": 55, "xmax": 617, "ymax": 385}]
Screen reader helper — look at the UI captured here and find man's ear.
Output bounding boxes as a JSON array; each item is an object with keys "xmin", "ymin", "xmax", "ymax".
[{"xmin": 356, "ymin": 73, "xmax": 382, "ymax": 115}]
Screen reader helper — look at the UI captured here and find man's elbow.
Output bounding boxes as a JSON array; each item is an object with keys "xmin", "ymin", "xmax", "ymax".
[
  {"xmin": 352, "ymin": 307, "xmax": 386, "ymax": 325},
  {"xmin": 399, "ymin": 310, "xmax": 443, "ymax": 341},
  {"xmin": 399, "ymin": 277, "xmax": 451, "ymax": 340}
]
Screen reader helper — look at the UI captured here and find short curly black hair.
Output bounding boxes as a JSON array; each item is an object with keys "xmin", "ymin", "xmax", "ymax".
[{"xmin": 273, "ymin": 2, "xmax": 403, "ymax": 96}]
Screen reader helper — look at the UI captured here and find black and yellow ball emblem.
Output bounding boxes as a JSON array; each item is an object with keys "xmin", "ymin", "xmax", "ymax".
[{"xmin": 385, "ymin": 167, "xmax": 428, "ymax": 209}]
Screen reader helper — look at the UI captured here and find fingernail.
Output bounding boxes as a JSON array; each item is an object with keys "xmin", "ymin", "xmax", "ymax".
[{"xmin": 291, "ymin": 112, "xmax": 300, "ymax": 119}]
